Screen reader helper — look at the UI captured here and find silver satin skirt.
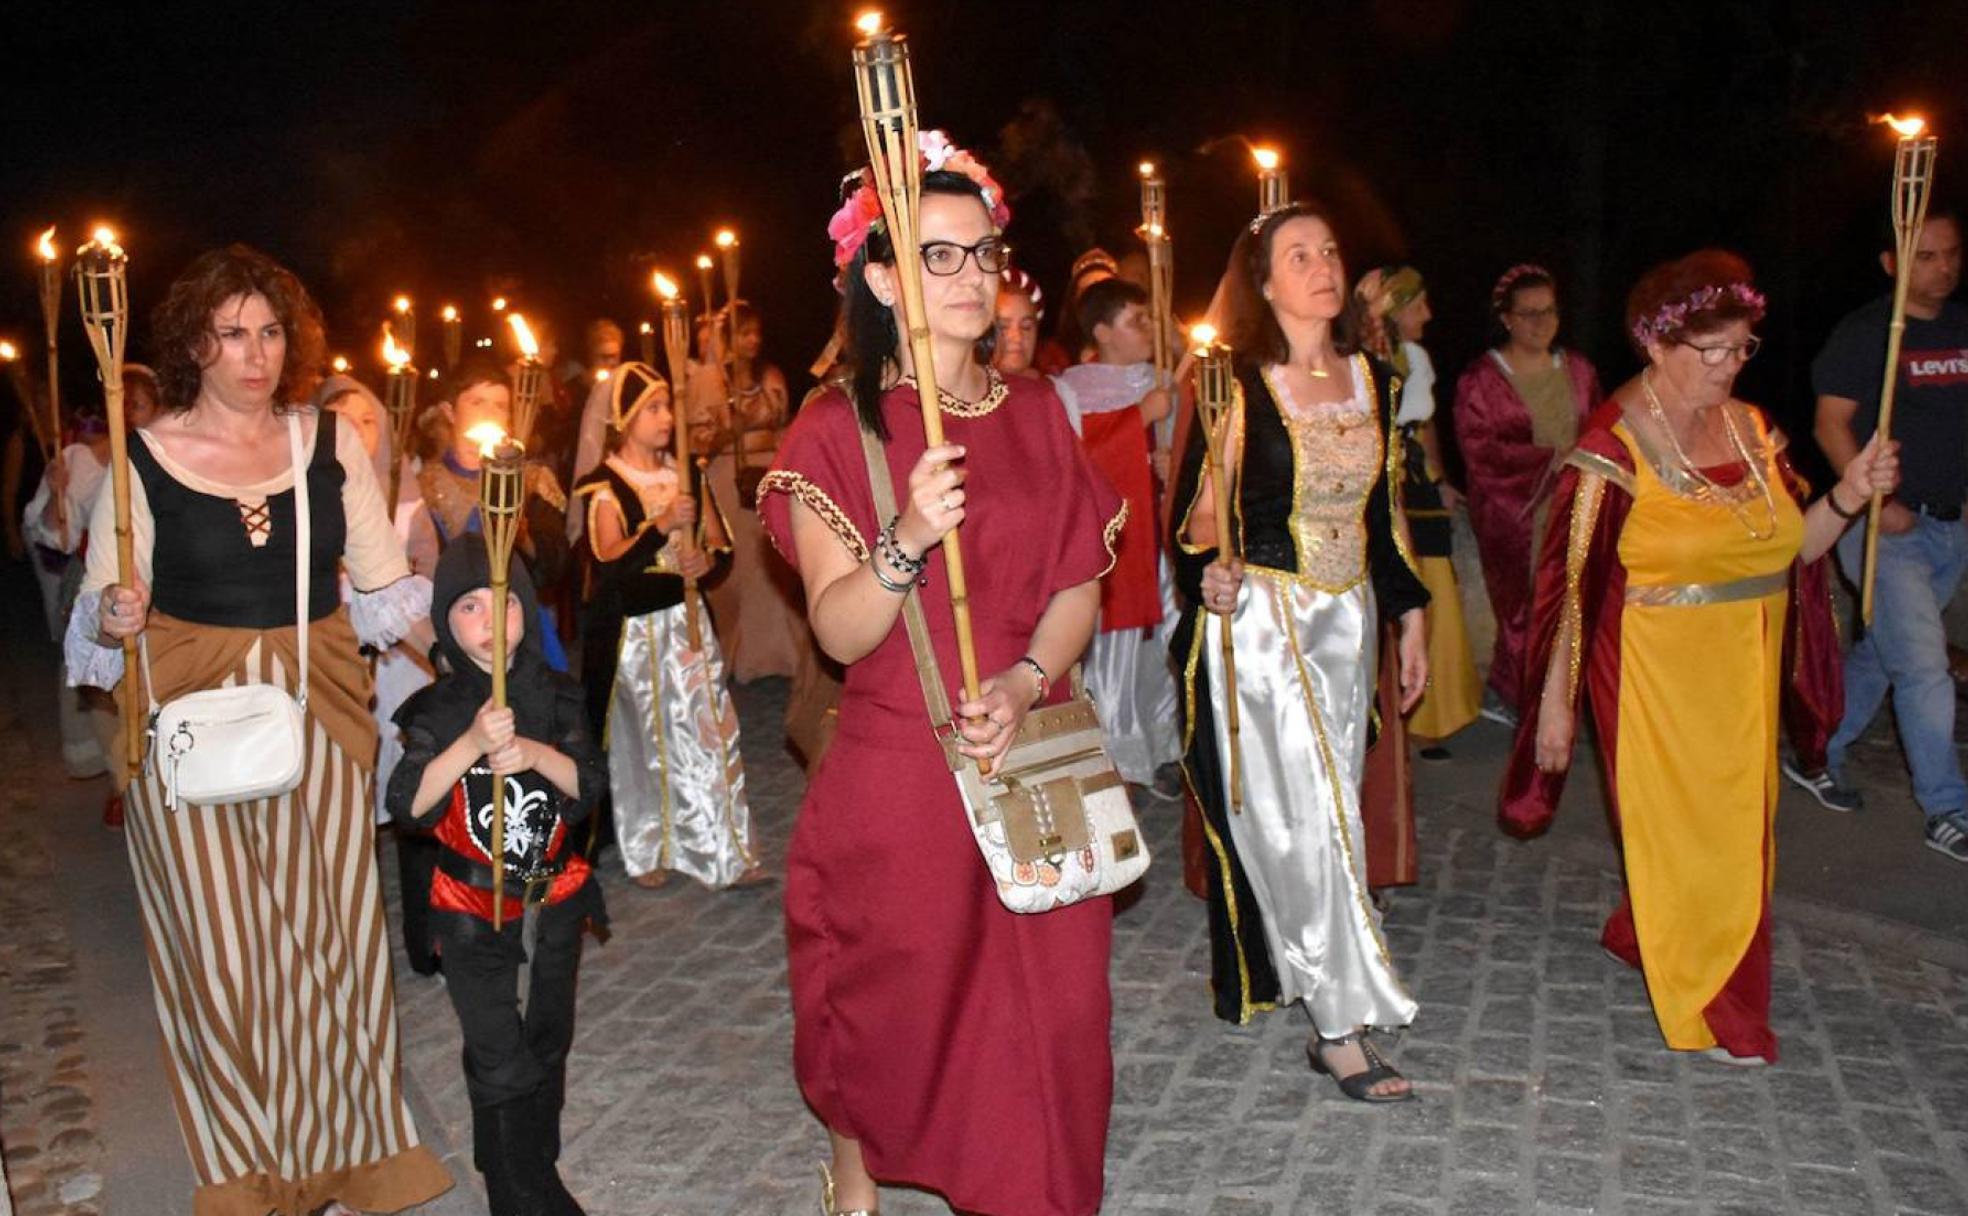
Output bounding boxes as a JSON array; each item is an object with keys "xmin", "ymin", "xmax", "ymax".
[
  {"xmin": 1088, "ymin": 553, "xmax": 1185, "ymax": 784},
  {"xmin": 1204, "ymin": 570, "xmax": 1418, "ymax": 1033},
  {"xmin": 607, "ymin": 602, "xmax": 758, "ymax": 886}
]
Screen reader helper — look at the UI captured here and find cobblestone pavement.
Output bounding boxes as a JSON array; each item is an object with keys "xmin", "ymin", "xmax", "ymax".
[
  {"xmin": 386, "ymin": 679, "xmax": 1968, "ymax": 1216},
  {"xmin": 0, "ymin": 704, "xmax": 106, "ymax": 1216}
]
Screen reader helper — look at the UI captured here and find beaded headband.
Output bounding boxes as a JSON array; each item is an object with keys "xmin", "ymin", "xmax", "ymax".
[
  {"xmin": 1630, "ymin": 281, "xmax": 1767, "ymax": 347},
  {"xmin": 1490, "ymin": 263, "xmax": 1552, "ymax": 313},
  {"xmin": 828, "ymin": 130, "xmax": 1012, "ymax": 271}
]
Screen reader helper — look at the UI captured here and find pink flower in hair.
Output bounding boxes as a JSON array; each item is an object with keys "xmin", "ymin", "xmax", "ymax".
[{"xmin": 826, "ymin": 130, "xmax": 1012, "ymax": 272}]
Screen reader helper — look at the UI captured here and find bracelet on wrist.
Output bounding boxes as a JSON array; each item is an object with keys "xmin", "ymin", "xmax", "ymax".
[
  {"xmin": 869, "ymin": 551, "xmax": 913, "ymax": 594},
  {"xmin": 877, "ymin": 515, "xmax": 928, "ymax": 581},
  {"xmin": 1826, "ymin": 487, "xmax": 1865, "ymax": 521},
  {"xmin": 1016, "ymin": 655, "xmax": 1050, "ymax": 707}
]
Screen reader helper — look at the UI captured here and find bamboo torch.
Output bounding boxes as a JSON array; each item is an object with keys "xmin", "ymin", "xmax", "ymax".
[
  {"xmin": 851, "ymin": 10, "xmax": 986, "ymax": 723},
  {"xmin": 1861, "ymin": 114, "xmax": 1939, "ymax": 626},
  {"xmin": 74, "ymin": 227, "xmax": 141, "ymax": 772},
  {"xmin": 469, "ymin": 422, "xmax": 525, "ymax": 929},
  {"xmin": 35, "ymin": 227, "xmax": 66, "ymax": 540},
  {"xmin": 695, "ymin": 254, "xmax": 717, "ymax": 334},
  {"xmin": 655, "ymin": 272, "xmax": 705, "ymax": 652},
  {"xmin": 391, "ymin": 294, "xmax": 417, "ymax": 359},
  {"xmin": 1138, "ymin": 161, "xmax": 1176, "ymax": 456},
  {"xmin": 1252, "ymin": 145, "xmax": 1288, "ymax": 215},
  {"xmin": 382, "ymin": 331, "xmax": 417, "ymax": 513},
  {"xmin": 1192, "ymin": 324, "xmax": 1243, "ymax": 813},
  {"xmin": 441, "ymin": 305, "xmax": 462, "ymax": 371},
  {"xmin": 506, "ymin": 312, "xmax": 548, "ymax": 449},
  {"xmin": 638, "ymin": 321, "xmax": 656, "ymax": 367}
]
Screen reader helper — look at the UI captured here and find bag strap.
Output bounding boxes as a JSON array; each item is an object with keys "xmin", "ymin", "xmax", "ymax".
[
  {"xmin": 856, "ymin": 426, "xmax": 964, "ymax": 768},
  {"xmin": 135, "ymin": 414, "xmax": 313, "ymax": 714}
]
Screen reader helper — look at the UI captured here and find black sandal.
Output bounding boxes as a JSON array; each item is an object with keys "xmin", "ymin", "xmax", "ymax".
[{"xmin": 1308, "ymin": 1031, "xmax": 1415, "ymax": 1104}]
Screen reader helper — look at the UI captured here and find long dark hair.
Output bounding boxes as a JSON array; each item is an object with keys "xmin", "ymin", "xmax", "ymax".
[
  {"xmin": 1215, "ymin": 201, "xmax": 1359, "ymax": 371},
  {"xmin": 842, "ymin": 170, "xmax": 994, "ymax": 440}
]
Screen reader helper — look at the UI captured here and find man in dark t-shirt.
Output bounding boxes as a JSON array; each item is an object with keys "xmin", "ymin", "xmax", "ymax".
[{"xmin": 1798, "ymin": 209, "xmax": 1968, "ymax": 861}]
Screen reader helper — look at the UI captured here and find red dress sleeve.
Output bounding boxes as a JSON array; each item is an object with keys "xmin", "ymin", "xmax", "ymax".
[
  {"xmin": 758, "ymin": 389, "xmax": 875, "ymax": 573},
  {"xmin": 1498, "ymin": 421, "xmax": 1635, "ymax": 838},
  {"xmin": 1773, "ymin": 440, "xmax": 1844, "ymax": 774}
]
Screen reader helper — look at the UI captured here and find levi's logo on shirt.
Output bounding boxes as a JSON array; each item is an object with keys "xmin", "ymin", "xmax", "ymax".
[{"xmin": 1902, "ymin": 348, "xmax": 1968, "ymax": 387}]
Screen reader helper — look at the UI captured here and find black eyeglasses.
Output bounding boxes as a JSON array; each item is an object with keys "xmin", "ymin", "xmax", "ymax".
[
  {"xmin": 920, "ymin": 238, "xmax": 1011, "ymax": 277},
  {"xmin": 1680, "ymin": 335, "xmax": 1761, "ymax": 366}
]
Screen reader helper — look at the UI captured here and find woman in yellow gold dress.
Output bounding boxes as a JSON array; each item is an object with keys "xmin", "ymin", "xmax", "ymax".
[{"xmin": 1500, "ymin": 251, "xmax": 1896, "ymax": 1065}]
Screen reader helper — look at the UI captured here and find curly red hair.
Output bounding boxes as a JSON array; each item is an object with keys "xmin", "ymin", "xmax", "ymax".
[{"xmin": 149, "ymin": 244, "xmax": 326, "ymax": 411}]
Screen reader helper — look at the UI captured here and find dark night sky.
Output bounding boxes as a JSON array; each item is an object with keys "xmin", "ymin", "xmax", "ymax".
[{"xmin": 3, "ymin": 0, "xmax": 1963, "ymax": 477}]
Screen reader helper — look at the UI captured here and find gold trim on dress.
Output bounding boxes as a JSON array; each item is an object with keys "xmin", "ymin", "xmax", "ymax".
[
  {"xmin": 1558, "ymin": 472, "xmax": 1608, "ymax": 704},
  {"xmin": 1625, "ymin": 569, "xmax": 1788, "ymax": 607},
  {"xmin": 1564, "ymin": 448, "xmax": 1637, "ymax": 496},
  {"xmin": 895, "ymin": 365, "xmax": 1010, "ymax": 418},
  {"xmin": 755, "ymin": 470, "xmax": 870, "ymax": 563},
  {"xmin": 1097, "ymin": 500, "xmax": 1129, "ymax": 579}
]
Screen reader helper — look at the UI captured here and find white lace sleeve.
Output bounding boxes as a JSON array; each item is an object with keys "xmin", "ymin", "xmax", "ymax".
[
  {"xmin": 65, "ymin": 589, "xmax": 126, "ymax": 689},
  {"xmin": 350, "ymin": 574, "xmax": 432, "ymax": 649}
]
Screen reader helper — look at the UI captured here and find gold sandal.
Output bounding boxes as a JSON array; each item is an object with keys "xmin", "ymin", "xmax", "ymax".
[{"xmin": 819, "ymin": 1163, "xmax": 878, "ymax": 1215}]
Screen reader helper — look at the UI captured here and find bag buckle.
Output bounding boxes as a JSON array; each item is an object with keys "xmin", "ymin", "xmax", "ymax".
[
  {"xmin": 932, "ymin": 720, "xmax": 965, "ymax": 772},
  {"xmin": 523, "ymin": 874, "xmax": 555, "ymax": 907}
]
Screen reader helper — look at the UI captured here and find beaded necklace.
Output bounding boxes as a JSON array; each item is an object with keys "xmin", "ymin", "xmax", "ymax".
[{"xmin": 1640, "ymin": 371, "xmax": 1777, "ymax": 541}]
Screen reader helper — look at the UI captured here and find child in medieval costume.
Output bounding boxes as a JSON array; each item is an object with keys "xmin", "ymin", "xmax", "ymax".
[
  {"xmin": 572, "ymin": 364, "xmax": 769, "ymax": 889},
  {"xmin": 388, "ymin": 536, "xmax": 607, "ymax": 1216}
]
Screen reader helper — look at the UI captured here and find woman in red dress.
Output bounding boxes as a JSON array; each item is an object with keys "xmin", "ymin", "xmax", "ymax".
[
  {"xmin": 1453, "ymin": 264, "xmax": 1601, "ymax": 721},
  {"xmin": 760, "ymin": 135, "xmax": 1123, "ymax": 1216}
]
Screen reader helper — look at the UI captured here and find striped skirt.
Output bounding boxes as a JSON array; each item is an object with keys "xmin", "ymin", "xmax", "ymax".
[{"xmin": 123, "ymin": 633, "xmax": 450, "ymax": 1216}]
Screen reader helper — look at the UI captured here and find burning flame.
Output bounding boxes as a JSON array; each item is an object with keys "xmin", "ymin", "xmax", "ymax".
[
  {"xmin": 464, "ymin": 422, "xmax": 509, "ymax": 458},
  {"xmin": 1139, "ymin": 161, "xmax": 1157, "ymax": 178},
  {"xmin": 331, "ymin": 355, "xmax": 349, "ymax": 373},
  {"xmin": 441, "ymin": 304, "xmax": 458, "ymax": 322},
  {"xmin": 90, "ymin": 225, "xmax": 118, "ymax": 248},
  {"xmin": 393, "ymin": 295, "xmax": 411, "ymax": 313},
  {"xmin": 856, "ymin": 10, "xmax": 884, "ymax": 36},
  {"xmin": 1879, "ymin": 113, "xmax": 1927, "ymax": 137},
  {"xmin": 35, "ymin": 228, "xmax": 56, "ymax": 262},
  {"xmin": 1190, "ymin": 323, "xmax": 1218, "ymax": 348},
  {"xmin": 596, "ymin": 368, "xmax": 612, "ymax": 383},
  {"xmin": 382, "ymin": 332, "xmax": 411, "ymax": 369},
  {"xmin": 1251, "ymin": 147, "xmax": 1281, "ymax": 172},
  {"xmin": 428, "ymin": 368, "xmax": 441, "ymax": 380},
  {"xmin": 653, "ymin": 272, "xmax": 679, "ymax": 301},
  {"xmin": 1145, "ymin": 223, "xmax": 1165, "ymax": 239},
  {"xmin": 507, "ymin": 313, "xmax": 540, "ymax": 359},
  {"xmin": 491, "ymin": 296, "xmax": 509, "ymax": 312},
  {"xmin": 638, "ymin": 321, "xmax": 654, "ymax": 334},
  {"xmin": 0, "ymin": 341, "xmax": 17, "ymax": 361},
  {"xmin": 695, "ymin": 254, "xmax": 714, "ymax": 271},
  {"xmin": 715, "ymin": 229, "xmax": 737, "ymax": 250}
]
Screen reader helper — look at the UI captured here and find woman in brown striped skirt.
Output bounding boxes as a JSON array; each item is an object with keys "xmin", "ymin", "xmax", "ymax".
[{"xmin": 69, "ymin": 245, "xmax": 452, "ymax": 1216}]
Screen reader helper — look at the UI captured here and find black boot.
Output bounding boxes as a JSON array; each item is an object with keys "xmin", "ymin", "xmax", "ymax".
[
  {"xmin": 476, "ymin": 1097, "xmax": 555, "ymax": 1215},
  {"xmin": 529, "ymin": 1079, "xmax": 585, "ymax": 1214}
]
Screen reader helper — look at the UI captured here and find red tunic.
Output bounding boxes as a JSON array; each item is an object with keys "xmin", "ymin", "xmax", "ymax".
[
  {"xmin": 429, "ymin": 763, "xmax": 593, "ymax": 924},
  {"xmin": 1077, "ymin": 408, "xmax": 1163, "ymax": 631},
  {"xmin": 761, "ymin": 373, "xmax": 1124, "ymax": 1216}
]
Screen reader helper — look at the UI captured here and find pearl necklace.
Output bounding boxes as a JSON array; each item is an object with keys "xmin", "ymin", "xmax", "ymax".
[{"xmin": 1641, "ymin": 371, "xmax": 1777, "ymax": 541}]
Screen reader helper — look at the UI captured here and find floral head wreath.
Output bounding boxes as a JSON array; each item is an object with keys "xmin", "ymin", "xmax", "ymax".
[
  {"xmin": 1001, "ymin": 267, "xmax": 1045, "ymax": 322},
  {"xmin": 1490, "ymin": 263, "xmax": 1552, "ymax": 314},
  {"xmin": 1630, "ymin": 281, "xmax": 1767, "ymax": 347},
  {"xmin": 828, "ymin": 129, "xmax": 1012, "ymax": 272}
]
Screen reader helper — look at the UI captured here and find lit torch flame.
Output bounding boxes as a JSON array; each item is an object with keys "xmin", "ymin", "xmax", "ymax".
[
  {"xmin": 695, "ymin": 254, "xmax": 714, "ymax": 271},
  {"xmin": 507, "ymin": 313, "xmax": 540, "ymax": 360},
  {"xmin": 35, "ymin": 228, "xmax": 56, "ymax": 262},
  {"xmin": 464, "ymin": 422, "xmax": 509, "ymax": 458},
  {"xmin": 331, "ymin": 355, "xmax": 349, "ymax": 374},
  {"xmin": 382, "ymin": 332, "xmax": 410, "ymax": 369},
  {"xmin": 1190, "ymin": 323, "xmax": 1218, "ymax": 350},
  {"xmin": 491, "ymin": 296, "xmax": 509, "ymax": 313},
  {"xmin": 1146, "ymin": 223, "xmax": 1165, "ymax": 239},
  {"xmin": 1139, "ymin": 161, "xmax": 1157, "ymax": 179},
  {"xmin": 653, "ymin": 272, "xmax": 679, "ymax": 301},
  {"xmin": 715, "ymin": 229, "xmax": 737, "ymax": 250},
  {"xmin": 855, "ymin": 10, "xmax": 884, "ymax": 36},
  {"xmin": 1879, "ymin": 113, "xmax": 1928, "ymax": 138},
  {"xmin": 441, "ymin": 304, "xmax": 458, "ymax": 322},
  {"xmin": 393, "ymin": 295, "xmax": 411, "ymax": 314},
  {"xmin": 638, "ymin": 321, "xmax": 653, "ymax": 335},
  {"xmin": 0, "ymin": 341, "xmax": 17, "ymax": 361},
  {"xmin": 1251, "ymin": 147, "xmax": 1281, "ymax": 172}
]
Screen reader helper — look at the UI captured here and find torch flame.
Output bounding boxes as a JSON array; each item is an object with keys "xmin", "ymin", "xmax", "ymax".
[
  {"xmin": 394, "ymin": 295, "xmax": 412, "ymax": 313},
  {"xmin": 464, "ymin": 422, "xmax": 509, "ymax": 457},
  {"xmin": 507, "ymin": 313, "xmax": 540, "ymax": 359},
  {"xmin": 1251, "ymin": 147, "xmax": 1281, "ymax": 172},
  {"xmin": 1139, "ymin": 161, "xmax": 1157, "ymax": 178},
  {"xmin": 856, "ymin": 10, "xmax": 884, "ymax": 36},
  {"xmin": 715, "ymin": 229, "xmax": 737, "ymax": 250},
  {"xmin": 35, "ymin": 228, "xmax": 56, "ymax": 261},
  {"xmin": 1190, "ymin": 323, "xmax": 1218, "ymax": 348},
  {"xmin": 1880, "ymin": 113, "xmax": 1928, "ymax": 137},
  {"xmin": 441, "ymin": 304, "xmax": 458, "ymax": 322},
  {"xmin": 491, "ymin": 296, "xmax": 509, "ymax": 312},
  {"xmin": 1146, "ymin": 223, "xmax": 1165, "ymax": 239},
  {"xmin": 382, "ymin": 332, "xmax": 410, "ymax": 369},
  {"xmin": 695, "ymin": 254, "xmax": 714, "ymax": 271},
  {"xmin": 0, "ymin": 341, "xmax": 17, "ymax": 361},
  {"xmin": 90, "ymin": 225, "xmax": 117, "ymax": 247},
  {"xmin": 331, "ymin": 355, "xmax": 349, "ymax": 373},
  {"xmin": 653, "ymin": 272, "xmax": 679, "ymax": 301},
  {"xmin": 639, "ymin": 321, "xmax": 654, "ymax": 334},
  {"xmin": 596, "ymin": 368, "xmax": 611, "ymax": 383}
]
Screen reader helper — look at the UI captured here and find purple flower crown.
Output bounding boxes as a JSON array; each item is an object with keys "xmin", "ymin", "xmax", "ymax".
[{"xmin": 1630, "ymin": 282, "xmax": 1767, "ymax": 346}]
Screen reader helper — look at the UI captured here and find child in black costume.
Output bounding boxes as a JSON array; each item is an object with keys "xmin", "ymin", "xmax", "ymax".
[{"xmin": 387, "ymin": 537, "xmax": 606, "ymax": 1216}]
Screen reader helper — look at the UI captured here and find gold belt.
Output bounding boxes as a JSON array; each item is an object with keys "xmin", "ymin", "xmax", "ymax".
[{"xmin": 1624, "ymin": 569, "xmax": 1787, "ymax": 607}]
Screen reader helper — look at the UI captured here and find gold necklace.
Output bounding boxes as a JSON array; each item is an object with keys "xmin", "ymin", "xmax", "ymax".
[{"xmin": 1641, "ymin": 372, "xmax": 1777, "ymax": 541}]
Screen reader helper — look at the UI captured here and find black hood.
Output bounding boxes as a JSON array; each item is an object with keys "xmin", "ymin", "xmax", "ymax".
[{"xmin": 432, "ymin": 533, "xmax": 544, "ymax": 675}]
